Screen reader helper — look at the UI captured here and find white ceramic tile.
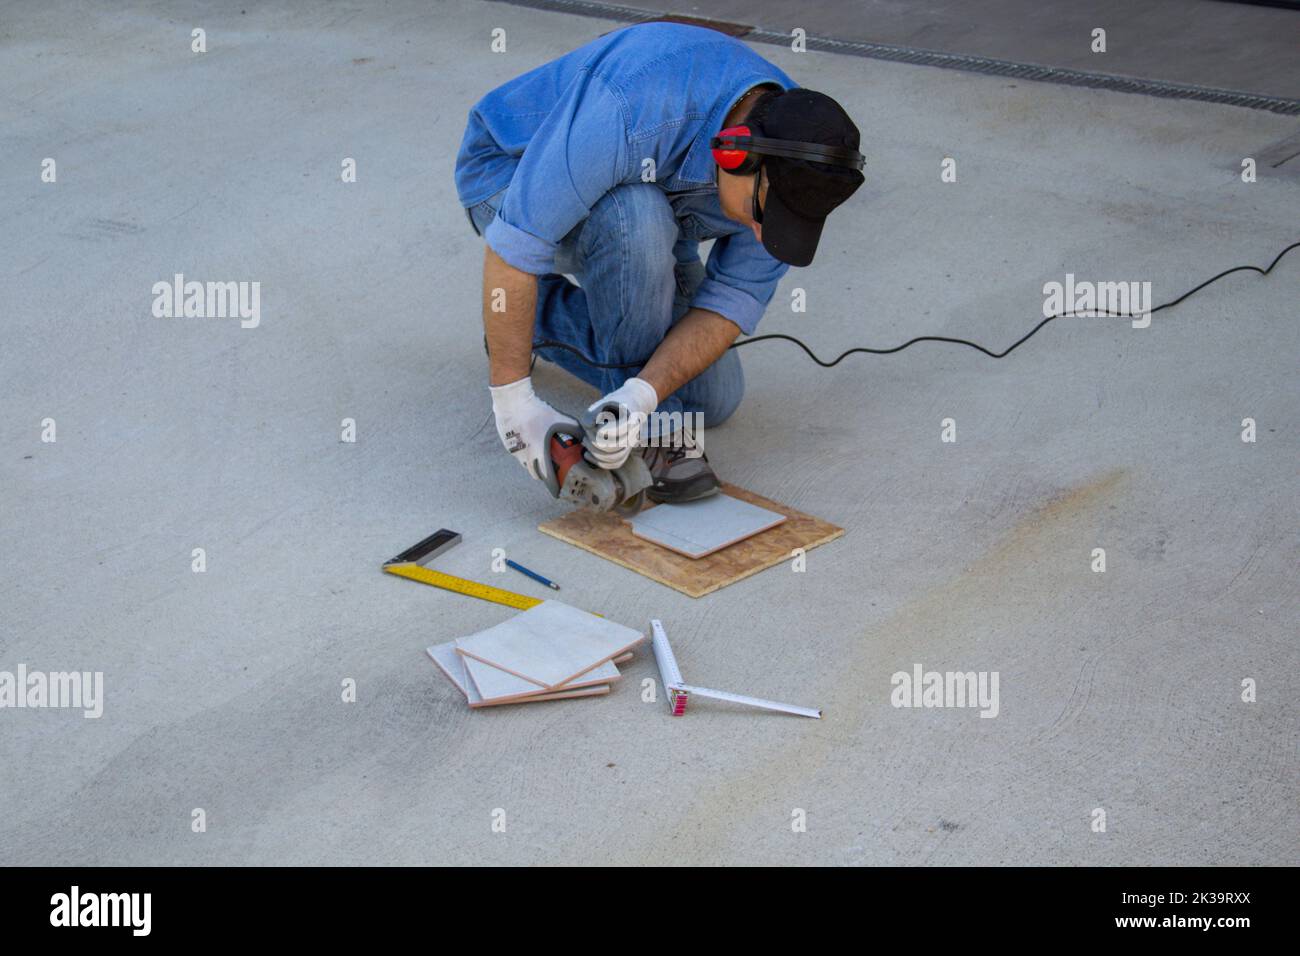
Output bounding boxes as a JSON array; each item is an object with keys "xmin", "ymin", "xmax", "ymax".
[
  {"xmin": 426, "ymin": 642, "xmax": 610, "ymax": 707},
  {"xmin": 454, "ymin": 600, "xmax": 645, "ymax": 689},
  {"xmin": 462, "ymin": 653, "xmax": 620, "ymax": 703},
  {"xmin": 627, "ymin": 493, "xmax": 787, "ymax": 558}
]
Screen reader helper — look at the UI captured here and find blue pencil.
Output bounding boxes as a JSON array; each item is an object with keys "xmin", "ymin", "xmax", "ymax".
[{"xmin": 505, "ymin": 559, "xmax": 560, "ymax": 591}]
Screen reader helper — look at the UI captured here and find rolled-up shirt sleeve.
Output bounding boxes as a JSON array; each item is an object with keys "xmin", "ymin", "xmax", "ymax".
[
  {"xmin": 483, "ymin": 70, "xmax": 628, "ymax": 275},
  {"xmin": 691, "ymin": 229, "xmax": 790, "ymax": 335}
]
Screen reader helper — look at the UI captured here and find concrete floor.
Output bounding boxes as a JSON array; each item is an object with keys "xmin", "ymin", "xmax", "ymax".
[{"xmin": 2, "ymin": 0, "xmax": 1297, "ymax": 866}]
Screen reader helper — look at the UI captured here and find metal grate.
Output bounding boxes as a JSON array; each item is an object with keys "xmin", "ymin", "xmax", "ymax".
[
  {"xmin": 486, "ymin": 0, "xmax": 1300, "ymax": 116},
  {"xmin": 487, "ymin": 0, "xmax": 659, "ymax": 25}
]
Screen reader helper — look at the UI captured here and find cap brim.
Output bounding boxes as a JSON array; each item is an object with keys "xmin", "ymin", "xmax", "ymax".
[{"xmin": 760, "ymin": 187, "xmax": 825, "ymax": 267}]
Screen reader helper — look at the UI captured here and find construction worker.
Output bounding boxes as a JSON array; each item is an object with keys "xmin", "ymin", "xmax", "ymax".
[{"xmin": 456, "ymin": 21, "xmax": 864, "ymax": 503}]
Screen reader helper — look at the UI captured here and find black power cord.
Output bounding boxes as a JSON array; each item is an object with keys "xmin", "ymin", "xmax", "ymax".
[{"xmin": 531, "ymin": 240, "xmax": 1299, "ymax": 369}]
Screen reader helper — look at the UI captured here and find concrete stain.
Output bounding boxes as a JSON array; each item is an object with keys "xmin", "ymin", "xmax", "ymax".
[{"xmin": 627, "ymin": 468, "xmax": 1129, "ymax": 864}]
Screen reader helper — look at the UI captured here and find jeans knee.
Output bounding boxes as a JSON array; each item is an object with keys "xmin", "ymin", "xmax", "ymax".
[
  {"xmin": 584, "ymin": 184, "xmax": 678, "ymax": 278},
  {"xmin": 693, "ymin": 352, "xmax": 745, "ymax": 427},
  {"xmin": 707, "ymin": 374, "xmax": 744, "ymax": 425}
]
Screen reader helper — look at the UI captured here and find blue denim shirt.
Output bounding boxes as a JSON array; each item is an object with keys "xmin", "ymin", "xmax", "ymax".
[{"xmin": 454, "ymin": 22, "xmax": 796, "ymax": 334}]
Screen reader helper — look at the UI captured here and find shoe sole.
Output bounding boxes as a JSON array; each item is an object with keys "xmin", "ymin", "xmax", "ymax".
[{"xmin": 646, "ymin": 481, "xmax": 722, "ymax": 505}]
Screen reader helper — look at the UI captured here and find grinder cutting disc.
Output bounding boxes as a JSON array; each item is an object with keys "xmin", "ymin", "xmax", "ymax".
[{"xmin": 540, "ymin": 422, "xmax": 651, "ymax": 513}]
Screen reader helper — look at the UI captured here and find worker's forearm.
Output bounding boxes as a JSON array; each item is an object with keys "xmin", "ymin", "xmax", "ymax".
[
  {"xmin": 482, "ymin": 246, "xmax": 538, "ymax": 386},
  {"xmin": 638, "ymin": 308, "xmax": 741, "ymax": 402}
]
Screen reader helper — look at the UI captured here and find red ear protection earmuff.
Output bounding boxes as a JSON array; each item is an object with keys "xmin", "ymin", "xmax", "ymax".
[
  {"xmin": 712, "ymin": 125, "xmax": 763, "ymax": 175},
  {"xmin": 710, "ymin": 126, "xmax": 866, "ymax": 176}
]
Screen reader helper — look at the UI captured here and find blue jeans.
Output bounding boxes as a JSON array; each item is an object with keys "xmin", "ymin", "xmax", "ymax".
[{"xmin": 467, "ymin": 183, "xmax": 745, "ymax": 424}]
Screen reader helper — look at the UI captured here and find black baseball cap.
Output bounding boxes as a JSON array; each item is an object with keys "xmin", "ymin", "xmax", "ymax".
[{"xmin": 749, "ymin": 89, "xmax": 865, "ymax": 266}]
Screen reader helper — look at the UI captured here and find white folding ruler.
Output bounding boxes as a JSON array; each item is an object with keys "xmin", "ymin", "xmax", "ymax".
[{"xmin": 650, "ymin": 619, "xmax": 821, "ymax": 719}]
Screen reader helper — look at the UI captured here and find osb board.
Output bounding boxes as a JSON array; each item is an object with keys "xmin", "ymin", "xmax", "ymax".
[{"xmin": 538, "ymin": 483, "xmax": 844, "ymax": 598}]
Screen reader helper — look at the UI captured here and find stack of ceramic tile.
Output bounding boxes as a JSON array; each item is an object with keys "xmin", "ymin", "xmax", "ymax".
[{"xmin": 427, "ymin": 600, "xmax": 645, "ymax": 708}]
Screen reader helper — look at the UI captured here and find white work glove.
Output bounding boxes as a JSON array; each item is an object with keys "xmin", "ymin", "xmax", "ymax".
[
  {"xmin": 490, "ymin": 376, "xmax": 577, "ymax": 481},
  {"xmin": 585, "ymin": 377, "xmax": 659, "ymax": 470}
]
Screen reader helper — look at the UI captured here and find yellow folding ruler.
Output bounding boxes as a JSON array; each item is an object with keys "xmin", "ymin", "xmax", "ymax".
[{"xmin": 382, "ymin": 528, "xmax": 541, "ymax": 611}]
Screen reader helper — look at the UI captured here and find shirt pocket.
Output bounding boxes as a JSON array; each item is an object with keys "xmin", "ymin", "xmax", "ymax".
[{"xmin": 667, "ymin": 187, "xmax": 722, "ymax": 242}]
